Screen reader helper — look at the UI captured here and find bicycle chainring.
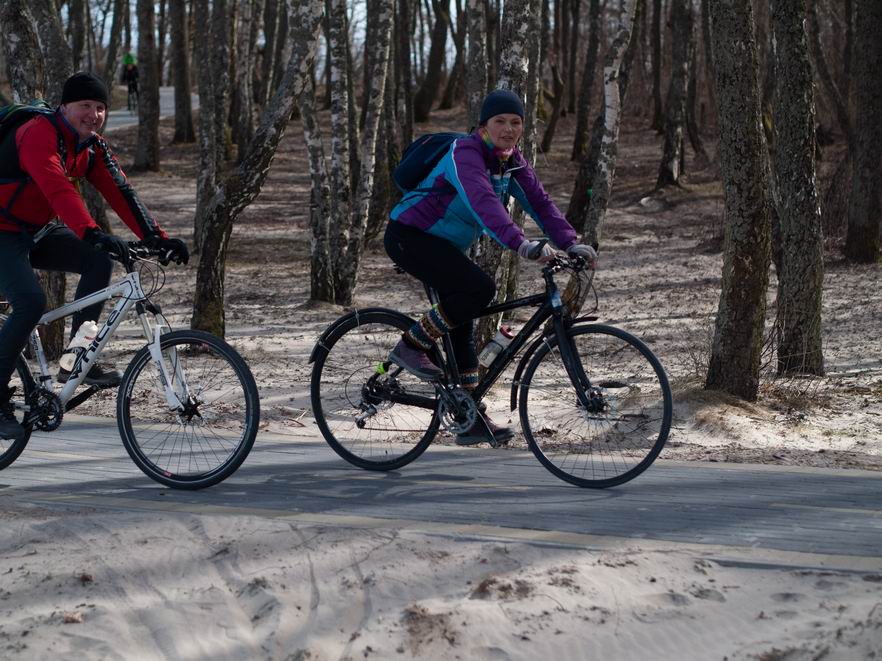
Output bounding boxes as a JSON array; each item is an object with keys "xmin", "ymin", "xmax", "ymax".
[
  {"xmin": 437, "ymin": 387, "xmax": 477, "ymax": 435},
  {"xmin": 27, "ymin": 387, "xmax": 64, "ymax": 431}
]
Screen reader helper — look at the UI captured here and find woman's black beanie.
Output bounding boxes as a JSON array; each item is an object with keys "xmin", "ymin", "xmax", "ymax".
[
  {"xmin": 479, "ymin": 89, "xmax": 525, "ymax": 125},
  {"xmin": 61, "ymin": 72, "xmax": 110, "ymax": 107}
]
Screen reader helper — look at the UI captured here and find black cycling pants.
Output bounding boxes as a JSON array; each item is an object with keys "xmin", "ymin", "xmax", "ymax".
[
  {"xmin": 0, "ymin": 227, "xmax": 113, "ymax": 387},
  {"xmin": 384, "ymin": 221, "xmax": 495, "ymax": 370}
]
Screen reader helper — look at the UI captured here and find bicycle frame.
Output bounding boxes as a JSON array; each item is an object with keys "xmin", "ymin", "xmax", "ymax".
[
  {"xmin": 22, "ymin": 270, "xmax": 187, "ymax": 414},
  {"xmin": 429, "ymin": 262, "xmax": 594, "ymax": 411}
]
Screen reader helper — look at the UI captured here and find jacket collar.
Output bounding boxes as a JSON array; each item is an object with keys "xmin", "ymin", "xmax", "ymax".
[{"xmin": 55, "ymin": 109, "xmax": 98, "ymax": 152}]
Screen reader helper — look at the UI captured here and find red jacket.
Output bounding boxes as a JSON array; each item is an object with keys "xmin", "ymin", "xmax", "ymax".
[{"xmin": 0, "ymin": 111, "xmax": 167, "ymax": 240}]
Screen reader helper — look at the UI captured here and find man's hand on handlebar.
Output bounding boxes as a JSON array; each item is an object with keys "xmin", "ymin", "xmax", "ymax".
[
  {"xmin": 84, "ymin": 227, "xmax": 132, "ymax": 266},
  {"xmin": 145, "ymin": 235, "xmax": 190, "ymax": 265}
]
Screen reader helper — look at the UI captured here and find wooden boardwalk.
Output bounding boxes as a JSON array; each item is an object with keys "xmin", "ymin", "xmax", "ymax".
[{"xmin": 2, "ymin": 415, "xmax": 880, "ymax": 571}]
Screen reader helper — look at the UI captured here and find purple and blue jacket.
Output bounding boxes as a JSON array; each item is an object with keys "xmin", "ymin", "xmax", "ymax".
[{"xmin": 390, "ymin": 132, "xmax": 577, "ymax": 253}]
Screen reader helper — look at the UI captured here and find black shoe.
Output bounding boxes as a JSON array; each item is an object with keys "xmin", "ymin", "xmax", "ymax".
[
  {"xmin": 0, "ymin": 386, "xmax": 25, "ymax": 442},
  {"xmin": 455, "ymin": 413, "xmax": 515, "ymax": 446},
  {"xmin": 57, "ymin": 362, "xmax": 122, "ymax": 387}
]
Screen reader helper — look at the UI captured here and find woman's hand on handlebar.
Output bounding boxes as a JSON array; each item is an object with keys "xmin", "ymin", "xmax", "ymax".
[{"xmin": 517, "ymin": 239, "xmax": 556, "ymax": 263}]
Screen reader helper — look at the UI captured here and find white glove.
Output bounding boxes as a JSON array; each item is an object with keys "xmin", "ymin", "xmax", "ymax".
[
  {"xmin": 517, "ymin": 239, "xmax": 555, "ymax": 260},
  {"xmin": 566, "ymin": 243, "xmax": 597, "ymax": 263}
]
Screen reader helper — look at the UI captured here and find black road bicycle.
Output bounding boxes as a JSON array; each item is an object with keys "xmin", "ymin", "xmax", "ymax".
[{"xmin": 310, "ymin": 251, "xmax": 672, "ymax": 488}]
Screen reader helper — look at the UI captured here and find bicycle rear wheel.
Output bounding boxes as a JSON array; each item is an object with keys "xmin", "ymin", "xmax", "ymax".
[
  {"xmin": 117, "ymin": 330, "xmax": 259, "ymax": 489},
  {"xmin": 519, "ymin": 324, "xmax": 672, "ymax": 488},
  {"xmin": 0, "ymin": 357, "xmax": 34, "ymax": 471},
  {"xmin": 311, "ymin": 309, "xmax": 440, "ymax": 470}
]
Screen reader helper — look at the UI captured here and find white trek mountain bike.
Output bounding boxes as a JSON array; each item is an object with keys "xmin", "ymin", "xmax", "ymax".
[{"xmin": 0, "ymin": 238, "xmax": 259, "ymax": 489}]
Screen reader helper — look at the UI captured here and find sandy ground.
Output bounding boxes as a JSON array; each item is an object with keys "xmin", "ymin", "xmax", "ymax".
[{"xmin": 1, "ymin": 109, "xmax": 880, "ymax": 658}]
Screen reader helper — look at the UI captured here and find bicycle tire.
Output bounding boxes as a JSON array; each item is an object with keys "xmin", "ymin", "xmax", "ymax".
[
  {"xmin": 0, "ymin": 357, "xmax": 35, "ymax": 471},
  {"xmin": 311, "ymin": 309, "xmax": 440, "ymax": 470},
  {"xmin": 519, "ymin": 324, "xmax": 672, "ymax": 488},
  {"xmin": 117, "ymin": 329, "xmax": 259, "ymax": 489}
]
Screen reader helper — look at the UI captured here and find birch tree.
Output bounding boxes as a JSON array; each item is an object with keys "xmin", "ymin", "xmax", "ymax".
[
  {"xmin": 298, "ymin": 75, "xmax": 334, "ymax": 302},
  {"xmin": 465, "ymin": 0, "xmax": 488, "ymax": 128},
  {"xmin": 412, "ymin": 0, "xmax": 449, "ymax": 121},
  {"xmin": 474, "ymin": 0, "xmax": 539, "ymax": 349},
  {"xmin": 170, "ymin": 0, "xmax": 195, "ymax": 143},
  {"xmin": 656, "ymin": 0, "xmax": 694, "ymax": 187},
  {"xmin": 705, "ymin": 0, "xmax": 772, "ymax": 401},
  {"xmin": 0, "ymin": 1, "xmax": 43, "ymax": 102},
  {"xmin": 571, "ymin": 0, "xmax": 600, "ymax": 160},
  {"xmin": 191, "ymin": 0, "xmax": 324, "ymax": 336},
  {"xmin": 1, "ymin": 0, "xmax": 72, "ymax": 358},
  {"xmin": 133, "ymin": 0, "xmax": 161, "ymax": 171}
]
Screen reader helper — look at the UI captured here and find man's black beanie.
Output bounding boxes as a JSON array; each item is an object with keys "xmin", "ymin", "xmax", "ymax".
[
  {"xmin": 61, "ymin": 72, "xmax": 109, "ymax": 107},
  {"xmin": 479, "ymin": 89, "xmax": 525, "ymax": 125}
]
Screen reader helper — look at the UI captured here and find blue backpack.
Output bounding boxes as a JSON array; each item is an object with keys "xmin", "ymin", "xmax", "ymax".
[{"xmin": 393, "ymin": 131, "xmax": 467, "ymax": 193}]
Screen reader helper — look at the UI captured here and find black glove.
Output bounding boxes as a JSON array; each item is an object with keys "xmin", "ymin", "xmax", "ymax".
[
  {"xmin": 147, "ymin": 235, "xmax": 189, "ymax": 265},
  {"xmin": 83, "ymin": 228, "xmax": 131, "ymax": 265}
]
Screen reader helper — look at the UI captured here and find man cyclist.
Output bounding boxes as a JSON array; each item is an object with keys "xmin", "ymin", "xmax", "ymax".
[{"xmin": 0, "ymin": 72, "xmax": 188, "ymax": 442}]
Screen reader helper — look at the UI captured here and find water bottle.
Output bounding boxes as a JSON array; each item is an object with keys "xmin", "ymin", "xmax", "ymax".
[
  {"xmin": 478, "ymin": 325, "xmax": 514, "ymax": 368},
  {"xmin": 60, "ymin": 320, "xmax": 99, "ymax": 371}
]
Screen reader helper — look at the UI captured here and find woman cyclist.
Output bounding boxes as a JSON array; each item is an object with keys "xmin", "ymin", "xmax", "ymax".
[{"xmin": 385, "ymin": 89, "xmax": 596, "ymax": 446}]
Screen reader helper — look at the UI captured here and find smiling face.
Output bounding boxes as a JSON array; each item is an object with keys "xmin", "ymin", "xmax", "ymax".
[
  {"xmin": 60, "ymin": 100, "xmax": 107, "ymax": 141},
  {"xmin": 484, "ymin": 113, "xmax": 524, "ymax": 151}
]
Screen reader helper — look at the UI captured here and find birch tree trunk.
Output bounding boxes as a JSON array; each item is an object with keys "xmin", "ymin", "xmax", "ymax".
[
  {"xmin": 103, "ymin": 0, "xmax": 125, "ymax": 91},
  {"xmin": 412, "ymin": 0, "xmax": 449, "ymax": 121},
  {"xmin": 705, "ymin": 0, "xmax": 772, "ymax": 401},
  {"xmin": 656, "ymin": 0, "xmax": 694, "ymax": 187},
  {"xmin": 70, "ymin": 0, "xmax": 87, "ymax": 70},
  {"xmin": 29, "ymin": 0, "xmax": 74, "ymax": 104},
  {"xmin": 298, "ymin": 76, "xmax": 335, "ymax": 302},
  {"xmin": 844, "ymin": 0, "xmax": 882, "ymax": 263},
  {"xmin": 334, "ymin": 0, "xmax": 394, "ymax": 305},
  {"xmin": 0, "ymin": 1, "xmax": 43, "ymax": 102},
  {"xmin": 170, "ymin": 0, "xmax": 195, "ymax": 143},
  {"xmin": 770, "ymin": 0, "xmax": 824, "ymax": 376},
  {"xmin": 571, "ymin": 0, "xmax": 600, "ymax": 161},
  {"xmin": 233, "ymin": 0, "xmax": 265, "ymax": 158},
  {"xmin": 260, "ymin": 0, "xmax": 282, "ymax": 106},
  {"xmin": 133, "ymin": 0, "xmax": 161, "ymax": 171},
  {"xmin": 327, "ymin": 0, "xmax": 352, "ymax": 294},
  {"xmin": 0, "ymin": 3, "xmax": 59, "ymax": 355},
  {"xmin": 194, "ymin": 0, "xmax": 233, "ymax": 253},
  {"xmin": 191, "ymin": 0, "xmax": 324, "ymax": 336},
  {"xmin": 465, "ymin": 0, "xmax": 488, "ymax": 128},
  {"xmin": 397, "ymin": 0, "xmax": 415, "ymax": 143},
  {"xmin": 580, "ymin": 0, "xmax": 636, "ymax": 247},
  {"xmin": 474, "ymin": 0, "xmax": 538, "ymax": 350}
]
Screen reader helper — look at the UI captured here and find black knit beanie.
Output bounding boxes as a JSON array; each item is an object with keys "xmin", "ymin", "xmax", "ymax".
[
  {"xmin": 61, "ymin": 72, "xmax": 109, "ymax": 107},
  {"xmin": 479, "ymin": 89, "xmax": 525, "ymax": 125}
]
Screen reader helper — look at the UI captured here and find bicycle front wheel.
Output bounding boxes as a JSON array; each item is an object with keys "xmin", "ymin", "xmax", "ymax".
[
  {"xmin": 117, "ymin": 330, "xmax": 260, "ymax": 489},
  {"xmin": 311, "ymin": 309, "xmax": 440, "ymax": 470},
  {"xmin": 519, "ymin": 324, "xmax": 672, "ymax": 488}
]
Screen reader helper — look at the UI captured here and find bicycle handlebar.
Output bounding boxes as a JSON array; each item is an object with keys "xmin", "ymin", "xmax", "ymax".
[{"xmin": 106, "ymin": 241, "xmax": 184, "ymax": 269}]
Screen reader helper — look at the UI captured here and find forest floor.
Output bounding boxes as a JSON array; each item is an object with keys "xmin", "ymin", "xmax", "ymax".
[{"xmin": 2, "ymin": 103, "xmax": 879, "ymax": 660}]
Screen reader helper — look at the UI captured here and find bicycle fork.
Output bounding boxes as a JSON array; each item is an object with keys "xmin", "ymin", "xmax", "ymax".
[{"xmin": 139, "ymin": 315, "xmax": 188, "ymax": 414}]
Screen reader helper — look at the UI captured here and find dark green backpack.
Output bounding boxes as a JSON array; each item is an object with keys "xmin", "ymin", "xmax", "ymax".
[
  {"xmin": 0, "ymin": 100, "xmax": 65, "ymax": 226},
  {"xmin": 0, "ymin": 100, "xmax": 58, "ymax": 180}
]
